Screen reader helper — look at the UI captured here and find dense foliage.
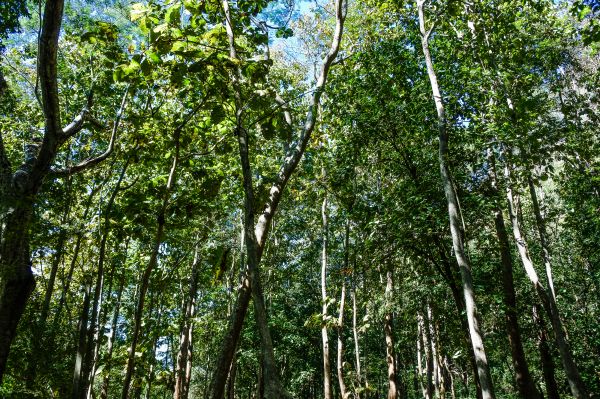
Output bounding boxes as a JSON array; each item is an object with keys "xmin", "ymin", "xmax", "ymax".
[{"xmin": 0, "ymin": 0, "xmax": 598, "ymax": 398}]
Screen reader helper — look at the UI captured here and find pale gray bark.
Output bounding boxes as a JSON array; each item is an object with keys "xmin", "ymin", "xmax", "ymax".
[
  {"xmin": 487, "ymin": 152, "xmax": 541, "ymax": 399},
  {"xmin": 351, "ymin": 282, "xmax": 362, "ymax": 399},
  {"xmin": 505, "ymin": 166, "xmax": 588, "ymax": 399},
  {"xmin": 416, "ymin": 2, "xmax": 495, "ymax": 397},
  {"xmin": 321, "ymin": 195, "xmax": 333, "ymax": 399},
  {"xmin": 337, "ymin": 219, "xmax": 350, "ymax": 399},
  {"xmin": 210, "ymin": 1, "xmax": 347, "ymax": 398}
]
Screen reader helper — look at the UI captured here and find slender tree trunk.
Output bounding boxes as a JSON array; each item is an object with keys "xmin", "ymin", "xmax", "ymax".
[
  {"xmin": 417, "ymin": 312, "xmax": 430, "ymax": 399},
  {"xmin": 175, "ymin": 245, "xmax": 201, "ymax": 399},
  {"xmin": 352, "ymin": 279, "xmax": 362, "ymax": 399},
  {"xmin": 436, "ymin": 251, "xmax": 483, "ymax": 399},
  {"xmin": 99, "ymin": 271, "xmax": 125, "ymax": 399},
  {"xmin": 27, "ymin": 190, "xmax": 71, "ymax": 387},
  {"xmin": 85, "ymin": 159, "xmax": 130, "ymax": 398},
  {"xmin": 321, "ymin": 195, "xmax": 333, "ymax": 399},
  {"xmin": 122, "ymin": 133, "xmax": 180, "ymax": 399},
  {"xmin": 73, "ymin": 284, "xmax": 92, "ymax": 399},
  {"xmin": 384, "ymin": 271, "xmax": 398, "ymax": 399},
  {"xmin": 337, "ymin": 278, "xmax": 348, "ymax": 399},
  {"xmin": 488, "ymin": 152, "xmax": 541, "ymax": 399},
  {"xmin": 533, "ymin": 305, "xmax": 560, "ymax": 399},
  {"xmin": 210, "ymin": 1, "xmax": 346, "ymax": 396},
  {"xmin": 227, "ymin": 351, "xmax": 237, "ymax": 399},
  {"xmin": 416, "ymin": 2, "xmax": 495, "ymax": 398},
  {"xmin": 505, "ymin": 166, "xmax": 588, "ymax": 399},
  {"xmin": 527, "ymin": 174, "xmax": 557, "ymax": 302},
  {"xmin": 337, "ymin": 219, "xmax": 350, "ymax": 399}
]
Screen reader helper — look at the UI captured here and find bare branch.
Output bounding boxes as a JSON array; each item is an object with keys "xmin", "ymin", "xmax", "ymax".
[
  {"xmin": 61, "ymin": 90, "xmax": 94, "ymax": 138},
  {"xmin": 255, "ymin": 0, "xmax": 347, "ymax": 249},
  {"xmin": 51, "ymin": 86, "xmax": 130, "ymax": 177}
]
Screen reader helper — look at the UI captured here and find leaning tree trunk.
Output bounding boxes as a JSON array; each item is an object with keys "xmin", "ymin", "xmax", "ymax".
[
  {"xmin": 416, "ymin": 2, "xmax": 496, "ymax": 397},
  {"xmin": 527, "ymin": 173, "xmax": 557, "ymax": 302},
  {"xmin": 505, "ymin": 168, "xmax": 588, "ymax": 399},
  {"xmin": 209, "ymin": 1, "xmax": 346, "ymax": 396},
  {"xmin": 488, "ymin": 152, "xmax": 541, "ymax": 399},
  {"xmin": 434, "ymin": 245, "xmax": 483, "ymax": 399},
  {"xmin": 321, "ymin": 194, "xmax": 333, "ymax": 399},
  {"xmin": 532, "ymin": 304, "xmax": 560, "ymax": 399}
]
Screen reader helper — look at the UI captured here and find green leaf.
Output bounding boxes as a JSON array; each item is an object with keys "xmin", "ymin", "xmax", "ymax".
[{"xmin": 165, "ymin": 4, "xmax": 181, "ymax": 25}]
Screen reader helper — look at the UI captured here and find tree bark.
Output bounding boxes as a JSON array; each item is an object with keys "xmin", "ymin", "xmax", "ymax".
[
  {"xmin": 174, "ymin": 244, "xmax": 201, "ymax": 399},
  {"xmin": 384, "ymin": 271, "xmax": 398, "ymax": 399},
  {"xmin": 85, "ymin": 159, "xmax": 130, "ymax": 398},
  {"xmin": 505, "ymin": 168, "xmax": 588, "ymax": 399},
  {"xmin": 209, "ymin": 2, "xmax": 346, "ymax": 396},
  {"xmin": 99, "ymin": 270, "xmax": 125, "ymax": 399},
  {"xmin": 352, "ymin": 278, "xmax": 362, "ymax": 399},
  {"xmin": 321, "ymin": 195, "xmax": 333, "ymax": 399},
  {"xmin": 122, "ymin": 132, "xmax": 180, "ymax": 399},
  {"xmin": 532, "ymin": 304, "xmax": 560, "ymax": 399},
  {"xmin": 527, "ymin": 174, "xmax": 557, "ymax": 302},
  {"xmin": 337, "ymin": 219, "xmax": 350, "ymax": 399},
  {"xmin": 416, "ymin": 2, "xmax": 496, "ymax": 398},
  {"xmin": 488, "ymin": 152, "xmax": 541, "ymax": 399},
  {"xmin": 72, "ymin": 284, "xmax": 92, "ymax": 399}
]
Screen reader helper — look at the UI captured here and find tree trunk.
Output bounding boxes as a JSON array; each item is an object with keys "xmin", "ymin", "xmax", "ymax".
[
  {"xmin": 488, "ymin": 152, "xmax": 541, "ymax": 399},
  {"xmin": 337, "ymin": 279, "xmax": 348, "ymax": 399},
  {"xmin": 99, "ymin": 271, "xmax": 125, "ymax": 399},
  {"xmin": 417, "ymin": 312, "xmax": 430, "ymax": 399},
  {"xmin": 122, "ymin": 132, "xmax": 180, "ymax": 399},
  {"xmin": 85, "ymin": 159, "xmax": 130, "ymax": 398},
  {"xmin": 321, "ymin": 195, "xmax": 333, "ymax": 399},
  {"xmin": 72, "ymin": 284, "xmax": 92, "ymax": 399},
  {"xmin": 505, "ymin": 167, "xmax": 588, "ymax": 399},
  {"xmin": 384, "ymin": 271, "xmax": 398, "ymax": 399},
  {"xmin": 352, "ymin": 279, "xmax": 362, "ymax": 399},
  {"xmin": 527, "ymin": 174, "xmax": 557, "ymax": 302},
  {"xmin": 416, "ymin": 2, "xmax": 496, "ymax": 398},
  {"xmin": 435, "ymin": 250, "xmax": 483, "ymax": 399},
  {"xmin": 337, "ymin": 219, "xmax": 350, "ymax": 399},
  {"xmin": 210, "ymin": 1, "xmax": 346, "ymax": 395},
  {"xmin": 27, "ymin": 190, "xmax": 71, "ymax": 387},
  {"xmin": 175, "ymin": 245, "xmax": 201, "ymax": 399},
  {"xmin": 533, "ymin": 305, "xmax": 560, "ymax": 399}
]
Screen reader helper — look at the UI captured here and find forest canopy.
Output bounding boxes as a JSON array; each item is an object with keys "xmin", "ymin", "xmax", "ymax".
[{"xmin": 0, "ymin": 0, "xmax": 598, "ymax": 398}]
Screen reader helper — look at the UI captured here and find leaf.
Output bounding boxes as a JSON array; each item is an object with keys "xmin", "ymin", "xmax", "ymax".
[{"xmin": 165, "ymin": 4, "xmax": 181, "ymax": 25}]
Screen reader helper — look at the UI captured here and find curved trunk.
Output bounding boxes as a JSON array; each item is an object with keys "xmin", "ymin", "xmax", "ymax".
[
  {"xmin": 505, "ymin": 169, "xmax": 588, "ymax": 399},
  {"xmin": 417, "ymin": 2, "xmax": 495, "ymax": 397}
]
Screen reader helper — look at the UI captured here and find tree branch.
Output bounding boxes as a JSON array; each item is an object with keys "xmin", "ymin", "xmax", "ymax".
[
  {"xmin": 254, "ymin": 0, "xmax": 347, "ymax": 250},
  {"xmin": 50, "ymin": 86, "xmax": 130, "ymax": 177},
  {"xmin": 61, "ymin": 90, "xmax": 94, "ymax": 138}
]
